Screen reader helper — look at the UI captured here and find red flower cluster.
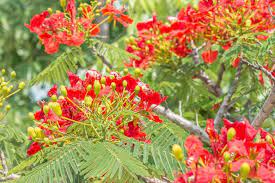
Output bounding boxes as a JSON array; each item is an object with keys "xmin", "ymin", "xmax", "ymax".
[
  {"xmin": 25, "ymin": 0, "xmax": 132, "ymax": 54},
  {"xmin": 27, "ymin": 70, "xmax": 166, "ymax": 156},
  {"xmin": 126, "ymin": 0, "xmax": 274, "ymax": 68},
  {"xmin": 174, "ymin": 119, "xmax": 275, "ymax": 183}
]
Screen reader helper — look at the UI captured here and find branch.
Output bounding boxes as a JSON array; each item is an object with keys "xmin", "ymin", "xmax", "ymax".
[
  {"xmin": 242, "ymin": 59, "xmax": 275, "ymax": 82},
  {"xmin": 91, "ymin": 47, "xmax": 113, "ymax": 69},
  {"xmin": 216, "ymin": 63, "xmax": 225, "ymax": 88},
  {"xmin": 0, "ymin": 150, "xmax": 20, "ymax": 181},
  {"xmin": 214, "ymin": 62, "xmax": 243, "ymax": 129},
  {"xmin": 195, "ymin": 71, "xmax": 222, "ymax": 97},
  {"xmin": 153, "ymin": 105, "xmax": 210, "ymax": 145},
  {"xmin": 252, "ymin": 85, "xmax": 275, "ymax": 129},
  {"xmin": 139, "ymin": 176, "xmax": 171, "ymax": 183}
]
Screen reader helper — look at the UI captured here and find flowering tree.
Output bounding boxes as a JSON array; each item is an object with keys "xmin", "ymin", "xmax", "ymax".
[{"xmin": 0, "ymin": 0, "xmax": 274, "ymax": 183}]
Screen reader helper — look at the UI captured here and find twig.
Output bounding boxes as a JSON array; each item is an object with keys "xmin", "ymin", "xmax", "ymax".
[
  {"xmin": 0, "ymin": 150, "xmax": 20, "ymax": 181},
  {"xmin": 214, "ymin": 62, "xmax": 243, "ymax": 129},
  {"xmin": 153, "ymin": 105, "xmax": 210, "ymax": 145},
  {"xmin": 216, "ymin": 63, "xmax": 225, "ymax": 88},
  {"xmin": 139, "ymin": 176, "xmax": 171, "ymax": 183},
  {"xmin": 242, "ymin": 59, "xmax": 275, "ymax": 82},
  {"xmin": 178, "ymin": 100, "xmax": 182, "ymax": 117},
  {"xmin": 195, "ymin": 71, "xmax": 222, "ymax": 97},
  {"xmin": 252, "ymin": 85, "xmax": 275, "ymax": 129},
  {"xmin": 91, "ymin": 47, "xmax": 113, "ymax": 69}
]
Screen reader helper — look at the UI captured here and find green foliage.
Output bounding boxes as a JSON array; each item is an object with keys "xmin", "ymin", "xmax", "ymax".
[{"xmin": 30, "ymin": 47, "xmax": 85, "ymax": 85}]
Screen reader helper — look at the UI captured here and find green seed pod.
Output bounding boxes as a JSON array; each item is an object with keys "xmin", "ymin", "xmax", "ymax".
[
  {"xmin": 94, "ymin": 80, "xmax": 101, "ymax": 96},
  {"xmin": 111, "ymin": 82, "xmax": 116, "ymax": 90},
  {"xmin": 134, "ymin": 85, "xmax": 140, "ymax": 95},
  {"xmin": 84, "ymin": 96, "xmax": 93, "ymax": 106},
  {"xmin": 51, "ymin": 95, "xmax": 58, "ymax": 102},
  {"xmin": 10, "ymin": 71, "xmax": 16, "ymax": 78},
  {"xmin": 240, "ymin": 162, "xmax": 250, "ymax": 179},
  {"xmin": 100, "ymin": 77, "xmax": 106, "ymax": 84},
  {"xmin": 18, "ymin": 82, "xmax": 26, "ymax": 89},
  {"xmin": 51, "ymin": 102, "xmax": 62, "ymax": 116},
  {"xmin": 43, "ymin": 105, "xmax": 50, "ymax": 115},
  {"xmin": 60, "ymin": 85, "xmax": 67, "ymax": 97},
  {"xmin": 223, "ymin": 152, "xmax": 231, "ymax": 162},
  {"xmin": 227, "ymin": 127, "xmax": 236, "ymax": 141}
]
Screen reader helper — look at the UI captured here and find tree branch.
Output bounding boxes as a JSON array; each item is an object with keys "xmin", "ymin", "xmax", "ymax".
[
  {"xmin": 242, "ymin": 59, "xmax": 275, "ymax": 82},
  {"xmin": 0, "ymin": 150, "xmax": 20, "ymax": 181},
  {"xmin": 216, "ymin": 63, "xmax": 225, "ymax": 88},
  {"xmin": 139, "ymin": 176, "xmax": 171, "ymax": 183},
  {"xmin": 153, "ymin": 105, "xmax": 210, "ymax": 145},
  {"xmin": 91, "ymin": 47, "xmax": 113, "ymax": 69},
  {"xmin": 195, "ymin": 71, "xmax": 222, "ymax": 97},
  {"xmin": 252, "ymin": 85, "xmax": 275, "ymax": 128},
  {"xmin": 214, "ymin": 62, "xmax": 243, "ymax": 129}
]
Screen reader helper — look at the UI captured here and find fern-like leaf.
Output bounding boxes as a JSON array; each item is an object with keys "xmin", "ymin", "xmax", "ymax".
[
  {"xmin": 80, "ymin": 142, "xmax": 149, "ymax": 183},
  {"xmin": 30, "ymin": 47, "xmax": 85, "ymax": 85}
]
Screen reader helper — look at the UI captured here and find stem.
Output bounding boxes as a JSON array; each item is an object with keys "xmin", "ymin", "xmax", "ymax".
[
  {"xmin": 214, "ymin": 62, "xmax": 242, "ymax": 129},
  {"xmin": 252, "ymin": 85, "xmax": 275, "ymax": 128},
  {"xmin": 153, "ymin": 105, "xmax": 210, "ymax": 145}
]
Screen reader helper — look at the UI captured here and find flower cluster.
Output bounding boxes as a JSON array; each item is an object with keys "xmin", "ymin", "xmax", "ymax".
[
  {"xmin": 0, "ymin": 69, "xmax": 25, "ymax": 121},
  {"xmin": 126, "ymin": 0, "xmax": 274, "ymax": 68},
  {"xmin": 25, "ymin": 0, "xmax": 132, "ymax": 54},
  {"xmin": 173, "ymin": 119, "xmax": 275, "ymax": 183},
  {"xmin": 27, "ymin": 70, "xmax": 166, "ymax": 156}
]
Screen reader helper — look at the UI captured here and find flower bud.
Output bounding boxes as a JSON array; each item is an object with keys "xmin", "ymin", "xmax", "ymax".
[
  {"xmin": 44, "ymin": 137, "xmax": 50, "ymax": 144},
  {"xmin": 10, "ymin": 71, "xmax": 16, "ymax": 78},
  {"xmin": 265, "ymin": 135, "xmax": 273, "ymax": 144},
  {"xmin": 84, "ymin": 96, "xmax": 93, "ymax": 106},
  {"xmin": 60, "ymin": 0, "xmax": 67, "ymax": 8},
  {"xmin": 111, "ymin": 82, "xmax": 116, "ymax": 90},
  {"xmin": 245, "ymin": 19, "xmax": 252, "ymax": 27},
  {"xmin": 123, "ymin": 69, "xmax": 129, "ymax": 75},
  {"xmin": 172, "ymin": 144, "xmax": 183, "ymax": 161},
  {"xmin": 122, "ymin": 80, "xmax": 127, "ymax": 88},
  {"xmin": 51, "ymin": 95, "xmax": 57, "ymax": 102},
  {"xmin": 58, "ymin": 96, "xmax": 65, "ymax": 100},
  {"xmin": 240, "ymin": 162, "xmax": 250, "ymax": 179},
  {"xmin": 86, "ymin": 84, "xmax": 92, "ymax": 92},
  {"xmin": 5, "ymin": 105, "xmax": 11, "ymax": 111},
  {"xmin": 223, "ymin": 152, "xmax": 230, "ymax": 162},
  {"xmin": 227, "ymin": 127, "xmax": 236, "ymax": 141},
  {"xmin": 100, "ymin": 77, "xmax": 106, "ymax": 84},
  {"xmin": 134, "ymin": 85, "xmax": 140, "ymax": 95},
  {"xmin": 50, "ymin": 102, "xmax": 62, "ymax": 116},
  {"xmin": 27, "ymin": 127, "xmax": 36, "ymax": 138},
  {"xmin": 18, "ymin": 82, "xmax": 26, "ymax": 89},
  {"xmin": 43, "ymin": 105, "xmax": 50, "ymax": 115},
  {"xmin": 94, "ymin": 80, "xmax": 101, "ymax": 96},
  {"xmin": 60, "ymin": 85, "xmax": 67, "ymax": 96},
  {"xmin": 28, "ymin": 112, "xmax": 35, "ymax": 120},
  {"xmin": 134, "ymin": 68, "xmax": 141, "ymax": 77},
  {"xmin": 34, "ymin": 127, "xmax": 43, "ymax": 138},
  {"xmin": 1, "ymin": 69, "xmax": 6, "ymax": 75},
  {"xmin": 47, "ymin": 8, "xmax": 53, "ymax": 14}
]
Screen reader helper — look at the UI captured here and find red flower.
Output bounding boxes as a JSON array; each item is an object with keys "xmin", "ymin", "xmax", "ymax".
[
  {"xmin": 102, "ymin": 2, "xmax": 133, "ymax": 27},
  {"xmin": 201, "ymin": 50, "xmax": 219, "ymax": 64},
  {"xmin": 25, "ymin": 11, "xmax": 50, "ymax": 35},
  {"xmin": 232, "ymin": 57, "xmax": 241, "ymax": 68},
  {"xmin": 48, "ymin": 84, "xmax": 58, "ymax": 97},
  {"xmin": 27, "ymin": 142, "xmax": 42, "ymax": 156},
  {"xmin": 258, "ymin": 71, "xmax": 264, "ymax": 85}
]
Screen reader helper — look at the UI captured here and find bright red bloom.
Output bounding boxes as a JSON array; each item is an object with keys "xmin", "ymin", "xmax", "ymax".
[
  {"xmin": 47, "ymin": 84, "xmax": 58, "ymax": 97},
  {"xmin": 201, "ymin": 50, "xmax": 219, "ymax": 64},
  {"xmin": 27, "ymin": 142, "xmax": 42, "ymax": 156},
  {"xmin": 102, "ymin": 1, "xmax": 133, "ymax": 27},
  {"xmin": 232, "ymin": 57, "xmax": 241, "ymax": 68}
]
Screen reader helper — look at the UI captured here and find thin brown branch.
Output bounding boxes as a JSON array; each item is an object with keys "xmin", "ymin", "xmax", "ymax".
[
  {"xmin": 252, "ymin": 85, "xmax": 275, "ymax": 129},
  {"xmin": 139, "ymin": 176, "xmax": 171, "ymax": 183},
  {"xmin": 195, "ymin": 71, "xmax": 222, "ymax": 97},
  {"xmin": 153, "ymin": 105, "xmax": 210, "ymax": 145},
  {"xmin": 0, "ymin": 150, "xmax": 20, "ymax": 181},
  {"xmin": 216, "ymin": 63, "xmax": 225, "ymax": 88},
  {"xmin": 214, "ymin": 62, "xmax": 243, "ymax": 129},
  {"xmin": 91, "ymin": 47, "xmax": 113, "ymax": 69},
  {"xmin": 242, "ymin": 59, "xmax": 275, "ymax": 82}
]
